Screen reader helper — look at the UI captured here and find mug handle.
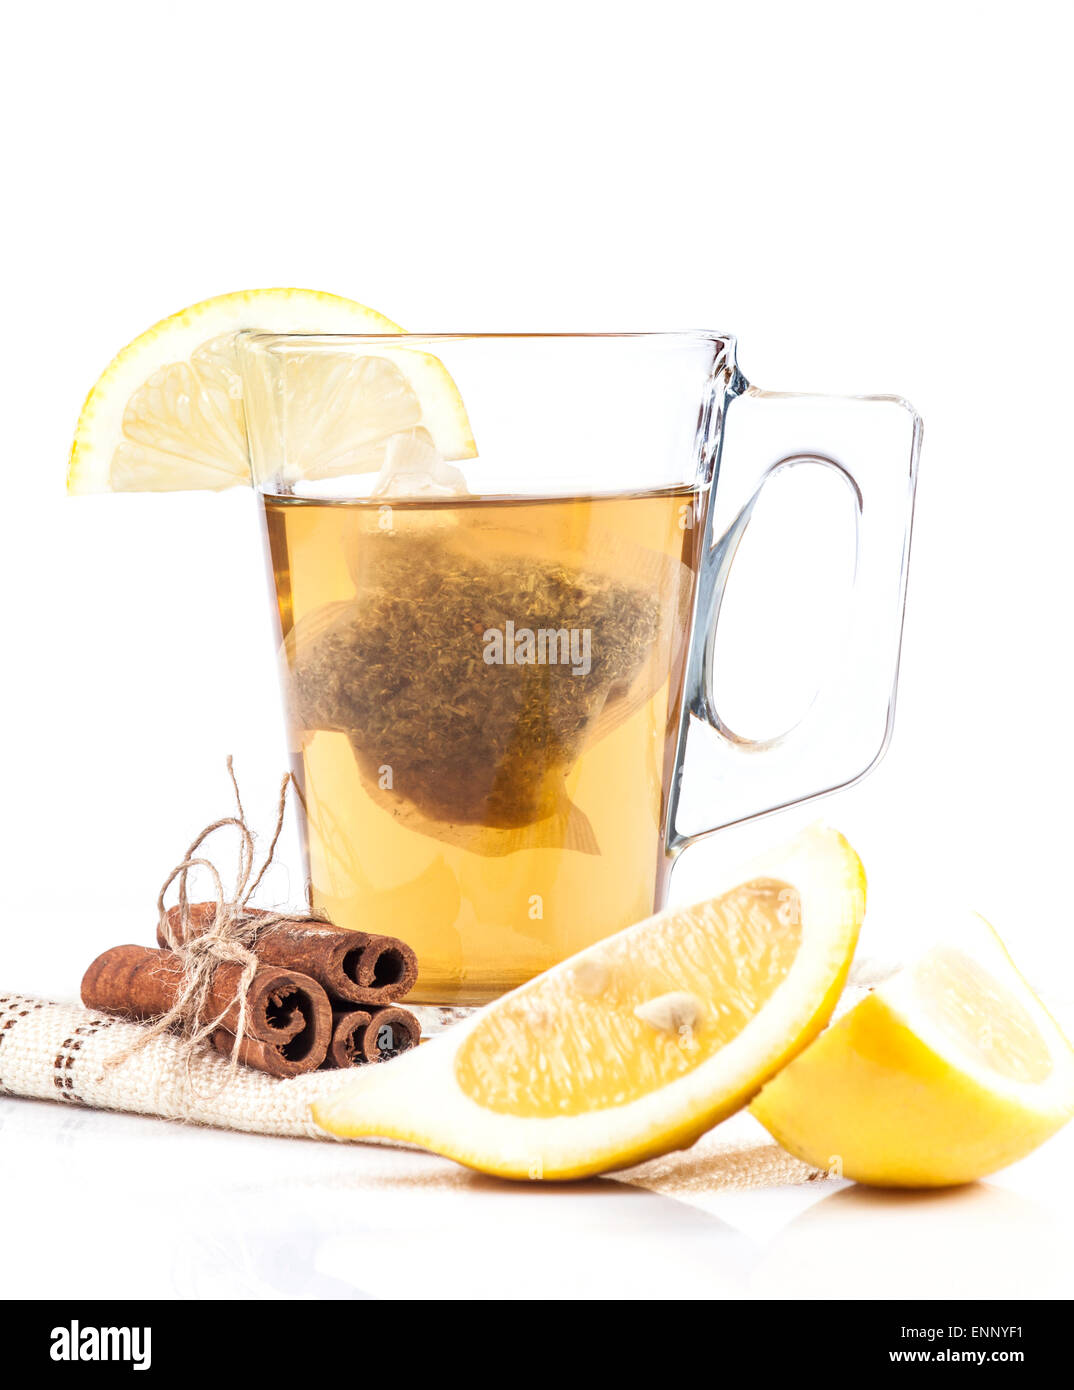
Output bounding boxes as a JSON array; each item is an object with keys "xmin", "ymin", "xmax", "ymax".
[{"xmin": 668, "ymin": 385, "xmax": 922, "ymax": 850}]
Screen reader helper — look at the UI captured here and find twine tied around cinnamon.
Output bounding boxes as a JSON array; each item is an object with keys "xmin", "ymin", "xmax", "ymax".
[{"xmin": 108, "ymin": 758, "xmax": 308, "ymax": 1073}]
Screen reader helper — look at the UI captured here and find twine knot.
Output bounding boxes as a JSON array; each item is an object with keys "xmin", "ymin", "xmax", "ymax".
[{"xmin": 109, "ymin": 758, "xmax": 302, "ymax": 1075}]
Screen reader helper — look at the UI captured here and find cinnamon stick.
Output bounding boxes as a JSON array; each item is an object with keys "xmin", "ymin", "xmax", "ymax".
[
  {"xmin": 158, "ymin": 903, "xmax": 418, "ymax": 1006},
  {"xmin": 207, "ymin": 1026, "xmax": 329, "ymax": 1078},
  {"xmin": 325, "ymin": 1005, "xmax": 421, "ymax": 1068},
  {"xmin": 81, "ymin": 944, "xmax": 332, "ymax": 1078}
]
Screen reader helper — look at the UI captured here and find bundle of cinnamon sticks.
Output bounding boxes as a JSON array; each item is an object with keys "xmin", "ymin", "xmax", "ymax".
[{"xmin": 81, "ymin": 904, "xmax": 421, "ymax": 1078}]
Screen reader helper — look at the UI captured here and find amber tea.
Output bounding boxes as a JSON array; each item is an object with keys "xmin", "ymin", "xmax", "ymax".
[{"xmin": 264, "ymin": 486, "xmax": 702, "ymax": 1005}]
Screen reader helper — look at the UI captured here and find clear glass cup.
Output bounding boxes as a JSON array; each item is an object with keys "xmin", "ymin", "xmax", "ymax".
[{"xmin": 237, "ymin": 332, "xmax": 919, "ymax": 1006}]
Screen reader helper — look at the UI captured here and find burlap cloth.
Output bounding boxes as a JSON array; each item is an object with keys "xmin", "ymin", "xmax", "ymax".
[{"xmin": 7, "ymin": 961, "xmax": 1065, "ymax": 1192}]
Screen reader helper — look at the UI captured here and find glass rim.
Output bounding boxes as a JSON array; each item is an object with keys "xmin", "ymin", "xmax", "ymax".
[{"xmin": 236, "ymin": 328, "xmax": 736, "ymax": 349}]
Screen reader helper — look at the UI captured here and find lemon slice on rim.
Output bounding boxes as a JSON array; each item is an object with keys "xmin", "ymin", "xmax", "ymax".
[
  {"xmin": 67, "ymin": 288, "xmax": 475, "ymax": 494},
  {"xmin": 751, "ymin": 912, "xmax": 1074, "ymax": 1186},
  {"xmin": 313, "ymin": 825, "xmax": 866, "ymax": 1180}
]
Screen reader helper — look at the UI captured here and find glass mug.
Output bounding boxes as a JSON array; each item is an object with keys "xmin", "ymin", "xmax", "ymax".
[{"xmin": 237, "ymin": 333, "xmax": 919, "ymax": 1007}]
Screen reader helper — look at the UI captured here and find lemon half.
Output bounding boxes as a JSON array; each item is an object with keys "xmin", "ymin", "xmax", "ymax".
[
  {"xmin": 751, "ymin": 912, "xmax": 1074, "ymax": 1186},
  {"xmin": 67, "ymin": 288, "xmax": 475, "ymax": 493},
  {"xmin": 313, "ymin": 825, "xmax": 866, "ymax": 1180}
]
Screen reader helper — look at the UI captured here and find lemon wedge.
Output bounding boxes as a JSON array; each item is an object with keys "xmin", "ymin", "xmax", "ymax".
[
  {"xmin": 67, "ymin": 288, "xmax": 475, "ymax": 493},
  {"xmin": 313, "ymin": 825, "xmax": 866, "ymax": 1179},
  {"xmin": 751, "ymin": 912, "xmax": 1074, "ymax": 1186}
]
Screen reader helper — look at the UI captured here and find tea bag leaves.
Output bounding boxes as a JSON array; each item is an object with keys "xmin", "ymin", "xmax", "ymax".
[{"xmin": 287, "ymin": 528, "xmax": 662, "ymax": 838}]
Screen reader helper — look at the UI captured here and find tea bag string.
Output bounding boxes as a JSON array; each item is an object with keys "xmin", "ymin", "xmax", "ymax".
[{"xmin": 108, "ymin": 758, "xmax": 302, "ymax": 1074}]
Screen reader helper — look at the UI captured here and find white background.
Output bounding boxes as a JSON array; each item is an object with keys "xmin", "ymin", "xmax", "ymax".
[{"xmin": 1, "ymin": 0, "xmax": 1072, "ymax": 1301}]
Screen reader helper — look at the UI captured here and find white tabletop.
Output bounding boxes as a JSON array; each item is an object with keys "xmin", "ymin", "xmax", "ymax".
[{"xmin": 3, "ymin": 1091, "xmax": 1071, "ymax": 1301}]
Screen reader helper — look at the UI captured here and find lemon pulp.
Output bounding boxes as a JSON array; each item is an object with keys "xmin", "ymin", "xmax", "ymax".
[
  {"xmin": 455, "ymin": 880, "xmax": 801, "ymax": 1116},
  {"xmin": 914, "ymin": 948, "xmax": 1052, "ymax": 1085}
]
